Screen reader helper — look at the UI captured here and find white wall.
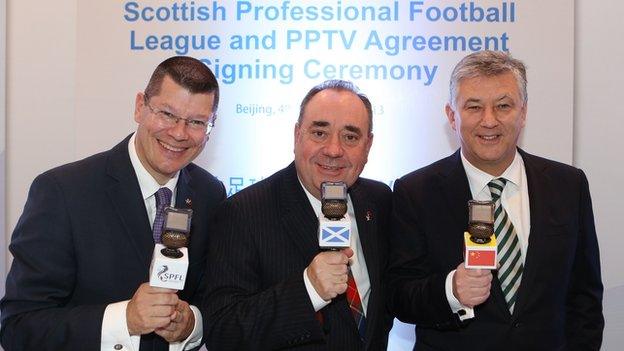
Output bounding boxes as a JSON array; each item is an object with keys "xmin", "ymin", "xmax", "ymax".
[
  {"xmin": 5, "ymin": 0, "xmax": 77, "ymax": 260},
  {"xmin": 3, "ymin": 0, "xmax": 623, "ymax": 349},
  {"xmin": 576, "ymin": 0, "xmax": 624, "ymax": 289},
  {"xmin": 575, "ymin": 1, "xmax": 624, "ymax": 348},
  {"xmin": 1, "ymin": 0, "xmax": 6, "ymax": 294}
]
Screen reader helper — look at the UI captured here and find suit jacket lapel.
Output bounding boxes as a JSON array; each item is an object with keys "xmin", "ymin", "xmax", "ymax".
[
  {"xmin": 105, "ymin": 135, "xmax": 153, "ymax": 268},
  {"xmin": 176, "ymin": 167, "xmax": 196, "ymax": 255},
  {"xmin": 439, "ymin": 151, "xmax": 472, "ymax": 230},
  {"xmin": 511, "ymin": 150, "xmax": 549, "ymax": 318},
  {"xmin": 176, "ymin": 168, "xmax": 193, "ymax": 212},
  {"xmin": 279, "ymin": 163, "xmax": 320, "ymax": 265},
  {"xmin": 350, "ymin": 180, "xmax": 385, "ymax": 345},
  {"xmin": 350, "ymin": 180, "xmax": 380, "ymax": 294}
]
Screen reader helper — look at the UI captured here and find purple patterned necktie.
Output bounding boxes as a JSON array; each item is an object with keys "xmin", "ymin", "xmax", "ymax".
[{"xmin": 152, "ymin": 187, "xmax": 172, "ymax": 243}]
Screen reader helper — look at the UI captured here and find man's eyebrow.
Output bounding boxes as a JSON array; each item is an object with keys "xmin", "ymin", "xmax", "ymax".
[
  {"xmin": 495, "ymin": 94, "xmax": 513, "ymax": 102},
  {"xmin": 464, "ymin": 98, "xmax": 482, "ymax": 105},
  {"xmin": 310, "ymin": 120, "xmax": 330, "ymax": 127},
  {"xmin": 344, "ymin": 125, "xmax": 363, "ymax": 135}
]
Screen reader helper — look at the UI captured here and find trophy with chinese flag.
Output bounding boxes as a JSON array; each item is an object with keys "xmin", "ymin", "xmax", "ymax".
[{"xmin": 464, "ymin": 200, "xmax": 497, "ymax": 269}]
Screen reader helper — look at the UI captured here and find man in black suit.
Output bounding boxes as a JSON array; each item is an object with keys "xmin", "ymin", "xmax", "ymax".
[
  {"xmin": 202, "ymin": 80, "xmax": 392, "ymax": 350},
  {"xmin": 1, "ymin": 56, "xmax": 226, "ymax": 350},
  {"xmin": 387, "ymin": 50, "xmax": 604, "ymax": 350}
]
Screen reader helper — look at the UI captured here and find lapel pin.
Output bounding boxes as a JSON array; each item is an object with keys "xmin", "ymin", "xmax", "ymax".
[
  {"xmin": 185, "ymin": 198, "xmax": 192, "ymax": 207},
  {"xmin": 365, "ymin": 210, "xmax": 373, "ymax": 222}
]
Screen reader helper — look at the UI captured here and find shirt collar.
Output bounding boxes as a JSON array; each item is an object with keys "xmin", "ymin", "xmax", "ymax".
[
  {"xmin": 128, "ymin": 133, "xmax": 179, "ymax": 201},
  {"xmin": 461, "ymin": 149, "xmax": 524, "ymax": 197}
]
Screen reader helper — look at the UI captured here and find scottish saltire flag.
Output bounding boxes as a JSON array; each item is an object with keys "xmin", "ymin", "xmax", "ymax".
[{"xmin": 320, "ymin": 226, "xmax": 350, "ymax": 247}]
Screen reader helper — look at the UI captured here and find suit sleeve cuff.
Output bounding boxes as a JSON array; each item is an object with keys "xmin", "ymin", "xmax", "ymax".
[
  {"xmin": 445, "ymin": 270, "xmax": 474, "ymax": 321},
  {"xmin": 168, "ymin": 305, "xmax": 202, "ymax": 350},
  {"xmin": 101, "ymin": 300, "xmax": 140, "ymax": 351},
  {"xmin": 303, "ymin": 268, "xmax": 331, "ymax": 312}
]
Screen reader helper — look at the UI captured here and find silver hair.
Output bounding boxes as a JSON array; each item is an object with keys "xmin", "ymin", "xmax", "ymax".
[{"xmin": 449, "ymin": 50, "xmax": 527, "ymax": 108}]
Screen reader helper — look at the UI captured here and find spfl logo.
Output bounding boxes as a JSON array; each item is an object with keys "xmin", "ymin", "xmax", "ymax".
[{"xmin": 157, "ymin": 265, "xmax": 184, "ymax": 282}]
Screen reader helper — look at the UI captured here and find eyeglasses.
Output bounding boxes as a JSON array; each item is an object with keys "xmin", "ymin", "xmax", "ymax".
[{"xmin": 143, "ymin": 95, "xmax": 215, "ymax": 135}]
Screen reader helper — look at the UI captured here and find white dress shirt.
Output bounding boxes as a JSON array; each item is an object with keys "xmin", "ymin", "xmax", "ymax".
[
  {"xmin": 100, "ymin": 133, "xmax": 203, "ymax": 351},
  {"xmin": 445, "ymin": 150, "xmax": 531, "ymax": 320},
  {"xmin": 299, "ymin": 181, "xmax": 371, "ymax": 315}
]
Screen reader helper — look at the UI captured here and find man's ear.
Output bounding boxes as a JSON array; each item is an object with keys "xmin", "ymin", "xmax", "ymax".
[{"xmin": 445, "ymin": 103, "xmax": 457, "ymax": 131}]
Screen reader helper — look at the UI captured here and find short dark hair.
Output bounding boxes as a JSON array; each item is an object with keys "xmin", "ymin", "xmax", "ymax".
[
  {"xmin": 144, "ymin": 56, "xmax": 219, "ymax": 112},
  {"xmin": 449, "ymin": 50, "xmax": 527, "ymax": 108},
  {"xmin": 298, "ymin": 80, "xmax": 373, "ymax": 134}
]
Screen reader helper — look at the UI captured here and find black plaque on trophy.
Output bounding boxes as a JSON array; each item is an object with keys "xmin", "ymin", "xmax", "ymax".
[
  {"xmin": 467, "ymin": 200, "xmax": 495, "ymax": 244},
  {"xmin": 161, "ymin": 207, "xmax": 192, "ymax": 258},
  {"xmin": 321, "ymin": 182, "xmax": 348, "ymax": 220}
]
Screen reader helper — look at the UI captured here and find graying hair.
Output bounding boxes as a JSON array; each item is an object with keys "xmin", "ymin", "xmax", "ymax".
[
  {"xmin": 298, "ymin": 79, "xmax": 373, "ymax": 134},
  {"xmin": 449, "ymin": 50, "xmax": 527, "ymax": 108}
]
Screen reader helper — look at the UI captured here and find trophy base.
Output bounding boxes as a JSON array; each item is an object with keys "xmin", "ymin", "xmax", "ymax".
[
  {"xmin": 469, "ymin": 236, "xmax": 491, "ymax": 244},
  {"xmin": 161, "ymin": 247, "xmax": 184, "ymax": 259}
]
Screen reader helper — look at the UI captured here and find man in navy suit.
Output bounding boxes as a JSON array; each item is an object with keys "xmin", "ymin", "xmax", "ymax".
[
  {"xmin": 388, "ymin": 51, "xmax": 603, "ymax": 350},
  {"xmin": 1, "ymin": 56, "xmax": 226, "ymax": 351},
  {"xmin": 202, "ymin": 80, "xmax": 393, "ymax": 350}
]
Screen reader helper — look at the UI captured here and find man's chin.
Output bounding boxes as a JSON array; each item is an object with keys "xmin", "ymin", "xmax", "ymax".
[{"xmin": 155, "ymin": 163, "xmax": 184, "ymax": 178}]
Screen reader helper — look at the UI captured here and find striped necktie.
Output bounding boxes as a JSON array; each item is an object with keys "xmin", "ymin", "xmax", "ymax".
[
  {"xmin": 346, "ymin": 268, "xmax": 366, "ymax": 339},
  {"xmin": 153, "ymin": 187, "xmax": 172, "ymax": 243},
  {"xmin": 488, "ymin": 178, "xmax": 524, "ymax": 313}
]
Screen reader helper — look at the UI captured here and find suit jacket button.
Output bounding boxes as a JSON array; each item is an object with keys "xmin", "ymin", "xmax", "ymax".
[
  {"xmin": 114, "ymin": 344, "xmax": 123, "ymax": 350},
  {"xmin": 514, "ymin": 322, "xmax": 523, "ymax": 328}
]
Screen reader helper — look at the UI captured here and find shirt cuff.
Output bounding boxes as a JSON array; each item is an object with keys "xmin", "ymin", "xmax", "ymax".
[
  {"xmin": 303, "ymin": 268, "xmax": 331, "ymax": 312},
  {"xmin": 168, "ymin": 305, "xmax": 203, "ymax": 351},
  {"xmin": 445, "ymin": 270, "xmax": 475, "ymax": 321},
  {"xmin": 101, "ymin": 300, "xmax": 140, "ymax": 351}
]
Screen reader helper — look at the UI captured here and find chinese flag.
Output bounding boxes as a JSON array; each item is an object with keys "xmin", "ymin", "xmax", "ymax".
[{"xmin": 467, "ymin": 250, "xmax": 495, "ymax": 266}]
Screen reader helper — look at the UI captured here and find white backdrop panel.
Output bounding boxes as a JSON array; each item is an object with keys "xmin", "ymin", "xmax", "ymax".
[
  {"xmin": 1, "ymin": 0, "xmax": 7, "ymax": 297},
  {"xmin": 71, "ymin": 1, "xmax": 573, "ymax": 349},
  {"xmin": 76, "ymin": 0, "xmax": 573, "ymax": 189}
]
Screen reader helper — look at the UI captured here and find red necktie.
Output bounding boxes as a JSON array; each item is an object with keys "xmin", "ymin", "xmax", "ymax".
[{"xmin": 346, "ymin": 268, "xmax": 366, "ymax": 339}]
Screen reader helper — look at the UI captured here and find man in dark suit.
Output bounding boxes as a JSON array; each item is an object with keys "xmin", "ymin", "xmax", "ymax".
[
  {"xmin": 387, "ymin": 50, "xmax": 604, "ymax": 350},
  {"xmin": 202, "ymin": 80, "xmax": 393, "ymax": 350},
  {"xmin": 1, "ymin": 56, "xmax": 226, "ymax": 350}
]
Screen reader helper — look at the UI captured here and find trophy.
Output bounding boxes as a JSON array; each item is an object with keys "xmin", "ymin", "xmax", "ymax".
[
  {"xmin": 149, "ymin": 207, "xmax": 193, "ymax": 289},
  {"xmin": 467, "ymin": 200, "xmax": 495, "ymax": 244},
  {"xmin": 318, "ymin": 182, "xmax": 351, "ymax": 250},
  {"xmin": 160, "ymin": 207, "xmax": 192, "ymax": 258},
  {"xmin": 321, "ymin": 182, "xmax": 348, "ymax": 220},
  {"xmin": 464, "ymin": 200, "xmax": 497, "ymax": 269}
]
